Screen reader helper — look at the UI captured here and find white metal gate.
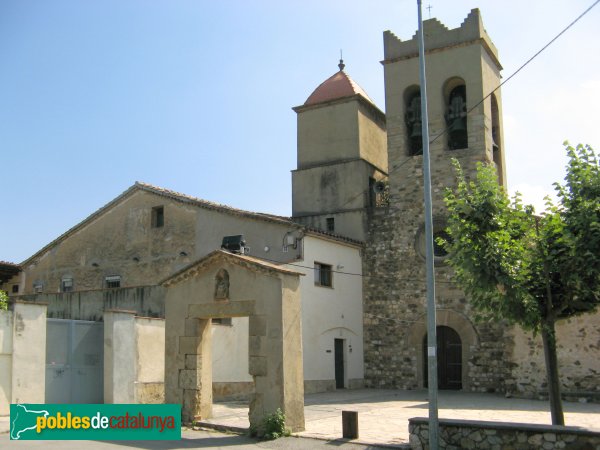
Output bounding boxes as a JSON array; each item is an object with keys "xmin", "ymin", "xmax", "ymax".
[{"xmin": 45, "ymin": 319, "xmax": 103, "ymax": 403}]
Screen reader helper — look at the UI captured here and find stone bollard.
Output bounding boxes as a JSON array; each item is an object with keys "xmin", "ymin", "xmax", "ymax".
[{"xmin": 342, "ymin": 410, "xmax": 359, "ymax": 439}]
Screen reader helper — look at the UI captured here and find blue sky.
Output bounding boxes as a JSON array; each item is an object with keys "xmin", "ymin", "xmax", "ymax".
[{"xmin": 1, "ymin": 1, "xmax": 599, "ymax": 263}]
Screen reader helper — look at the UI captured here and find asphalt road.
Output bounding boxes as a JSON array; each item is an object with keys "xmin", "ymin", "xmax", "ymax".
[{"xmin": 1, "ymin": 428, "xmax": 393, "ymax": 449}]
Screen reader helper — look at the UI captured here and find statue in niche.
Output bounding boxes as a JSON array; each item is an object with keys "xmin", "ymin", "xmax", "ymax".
[{"xmin": 214, "ymin": 269, "xmax": 230, "ymax": 300}]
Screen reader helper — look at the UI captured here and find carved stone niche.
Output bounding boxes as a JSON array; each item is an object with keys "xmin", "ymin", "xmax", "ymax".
[{"xmin": 214, "ymin": 269, "xmax": 229, "ymax": 300}]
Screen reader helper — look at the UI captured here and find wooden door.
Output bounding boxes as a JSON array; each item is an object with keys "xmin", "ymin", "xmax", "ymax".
[{"xmin": 423, "ymin": 326, "xmax": 462, "ymax": 390}]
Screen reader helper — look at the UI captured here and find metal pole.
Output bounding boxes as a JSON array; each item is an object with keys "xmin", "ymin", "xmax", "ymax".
[{"xmin": 416, "ymin": 1, "xmax": 439, "ymax": 448}]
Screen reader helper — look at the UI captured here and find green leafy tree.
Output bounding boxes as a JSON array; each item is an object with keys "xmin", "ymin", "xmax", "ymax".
[
  {"xmin": 0, "ymin": 290, "xmax": 8, "ymax": 311},
  {"xmin": 443, "ymin": 143, "xmax": 600, "ymax": 425}
]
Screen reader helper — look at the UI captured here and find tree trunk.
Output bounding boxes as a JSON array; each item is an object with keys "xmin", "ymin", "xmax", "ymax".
[{"xmin": 541, "ymin": 317, "xmax": 564, "ymax": 425}]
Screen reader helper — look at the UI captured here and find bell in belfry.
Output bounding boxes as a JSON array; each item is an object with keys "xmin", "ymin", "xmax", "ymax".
[
  {"xmin": 446, "ymin": 86, "xmax": 468, "ymax": 150},
  {"xmin": 405, "ymin": 94, "xmax": 423, "ymax": 155},
  {"xmin": 411, "ymin": 118, "xmax": 422, "ymax": 139}
]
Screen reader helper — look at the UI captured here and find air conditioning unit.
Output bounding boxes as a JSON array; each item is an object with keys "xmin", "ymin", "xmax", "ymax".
[{"xmin": 221, "ymin": 235, "xmax": 247, "ymax": 255}]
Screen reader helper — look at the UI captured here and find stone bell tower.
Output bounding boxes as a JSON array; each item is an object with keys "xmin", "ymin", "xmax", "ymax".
[
  {"xmin": 363, "ymin": 9, "xmax": 513, "ymax": 393},
  {"xmin": 291, "ymin": 60, "xmax": 388, "ymax": 242}
]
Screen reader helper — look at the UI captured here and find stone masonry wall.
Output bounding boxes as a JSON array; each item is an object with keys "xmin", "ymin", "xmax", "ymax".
[
  {"xmin": 508, "ymin": 314, "xmax": 600, "ymax": 400},
  {"xmin": 364, "ymin": 15, "xmax": 525, "ymax": 394},
  {"xmin": 409, "ymin": 417, "xmax": 600, "ymax": 450},
  {"xmin": 363, "ymin": 205, "xmax": 513, "ymax": 393}
]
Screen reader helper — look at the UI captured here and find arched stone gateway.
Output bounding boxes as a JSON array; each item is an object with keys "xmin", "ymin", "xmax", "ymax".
[
  {"xmin": 423, "ymin": 326, "xmax": 462, "ymax": 390},
  {"xmin": 161, "ymin": 250, "xmax": 305, "ymax": 432},
  {"xmin": 408, "ymin": 309, "xmax": 479, "ymax": 390}
]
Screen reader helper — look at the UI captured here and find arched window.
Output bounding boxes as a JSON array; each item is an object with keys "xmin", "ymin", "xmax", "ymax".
[
  {"xmin": 444, "ymin": 80, "xmax": 468, "ymax": 150},
  {"xmin": 404, "ymin": 86, "xmax": 423, "ymax": 156}
]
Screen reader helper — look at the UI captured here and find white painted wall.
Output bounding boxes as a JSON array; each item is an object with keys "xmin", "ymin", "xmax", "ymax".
[
  {"xmin": 212, "ymin": 317, "xmax": 252, "ymax": 382},
  {"xmin": 206, "ymin": 234, "xmax": 364, "ymax": 390},
  {"xmin": 0, "ymin": 310, "xmax": 12, "ymax": 415},
  {"xmin": 11, "ymin": 302, "xmax": 47, "ymax": 404},
  {"xmin": 293, "ymin": 235, "xmax": 364, "ymax": 385},
  {"xmin": 104, "ymin": 310, "xmax": 136, "ymax": 403}
]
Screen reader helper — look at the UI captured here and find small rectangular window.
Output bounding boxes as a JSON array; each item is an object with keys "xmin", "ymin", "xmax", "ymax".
[
  {"xmin": 33, "ymin": 281, "xmax": 43, "ymax": 293},
  {"xmin": 314, "ymin": 262, "xmax": 333, "ymax": 288},
  {"xmin": 105, "ymin": 275, "xmax": 121, "ymax": 289},
  {"xmin": 61, "ymin": 278, "xmax": 73, "ymax": 293},
  {"xmin": 326, "ymin": 217, "xmax": 335, "ymax": 233},
  {"xmin": 152, "ymin": 206, "xmax": 164, "ymax": 228},
  {"xmin": 212, "ymin": 318, "xmax": 233, "ymax": 326},
  {"xmin": 12, "ymin": 284, "xmax": 19, "ymax": 294}
]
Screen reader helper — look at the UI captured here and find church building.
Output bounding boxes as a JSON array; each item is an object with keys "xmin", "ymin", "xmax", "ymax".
[
  {"xmin": 1, "ymin": 9, "xmax": 599, "ymax": 410},
  {"xmin": 292, "ymin": 8, "xmax": 599, "ymax": 399}
]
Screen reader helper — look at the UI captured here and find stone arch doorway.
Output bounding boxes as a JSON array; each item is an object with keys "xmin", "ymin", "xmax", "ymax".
[
  {"xmin": 408, "ymin": 309, "xmax": 479, "ymax": 390},
  {"xmin": 423, "ymin": 326, "xmax": 462, "ymax": 390},
  {"xmin": 161, "ymin": 250, "xmax": 305, "ymax": 432}
]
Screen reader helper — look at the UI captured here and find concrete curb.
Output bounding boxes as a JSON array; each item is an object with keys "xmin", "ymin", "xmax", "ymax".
[{"xmin": 195, "ymin": 421, "xmax": 248, "ymax": 435}]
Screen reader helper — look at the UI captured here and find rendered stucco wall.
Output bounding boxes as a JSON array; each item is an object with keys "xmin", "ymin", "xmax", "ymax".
[
  {"xmin": 296, "ymin": 100, "xmax": 360, "ymax": 169},
  {"xmin": 104, "ymin": 310, "xmax": 136, "ymax": 403},
  {"xmin": 11, "ymin": 189, "xmax": 303, "ymax": 296},
  {"xmin": 0, "ymin": 310, "xmax": 12, "ymax": 414},
  {"xmin": 198, "ymin": 235, "xmax": 364, "ymax": 393},
  {"xmin": 135, "ymin": 316, "xmax": 165, "ymax": 403},
  {"xmin": 292, "ymin": 160, "xmax": 387, "ymax": 241},
  {"xmin": 292, "ymin": 235, "xmax": 364, "ymax": 390},
  {"xmin": 16, "ymin": 285, "xmax": 165, "ymax": 321},
  {"xmin": 15, "ymin": 191, "xmax": 197, "ymax": 294},
  {"xmin": 104, "ymin": 312, "xmax": 167, "ymax": 404},
  {"xmin": 11, "ymin": 302, "xmax": 47, "ymax": 404},
  {"xmin": 211, "ymin": 317, "xmax": 253, "ymax": 400}
]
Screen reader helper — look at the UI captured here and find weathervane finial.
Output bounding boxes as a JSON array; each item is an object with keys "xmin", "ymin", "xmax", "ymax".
[{"xmin": 338, "ymin": 49, "xmax": 345, "ymax": 71}]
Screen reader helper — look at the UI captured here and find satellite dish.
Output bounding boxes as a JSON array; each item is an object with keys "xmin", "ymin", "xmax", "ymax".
[{"xmin": 373, "ymin": 181, "xmax": 386, "ymax": 194}]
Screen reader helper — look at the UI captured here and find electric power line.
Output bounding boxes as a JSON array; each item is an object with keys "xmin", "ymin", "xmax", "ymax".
[
  {"xmin": 286, "ymin": 3, "xmax": 600, "ymax": 281},
  {"xmin": 259, "ymin": 253, "xmax": 456, "ymax": 284},
  {"xmin": 429, "ymin": 0, "xmax": 600, "ymax": 146},
  {"xmin": 336, "ymin": 0, "xmax": 600, "ymax": 209}
]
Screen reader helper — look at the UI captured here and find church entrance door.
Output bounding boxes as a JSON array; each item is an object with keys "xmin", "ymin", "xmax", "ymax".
[{"xmin": 423, "ymin": 325, "xmax": 462, "ymax": 390}]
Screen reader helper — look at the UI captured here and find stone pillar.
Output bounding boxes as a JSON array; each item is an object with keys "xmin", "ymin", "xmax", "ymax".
[
  {"xmin": 104, "ymin": 309, "xmax": 136, "ymax": 403},
  {"xmin": 11, "ymin": 301, "xmax": 47, "ymax": 404},
  {"xmin": 248, "ymin": 274, "xmax": 305, "ymax": 433},
  {"xmin": 179, "ymin": 318, "xmax": 212, "ymax": 423}
]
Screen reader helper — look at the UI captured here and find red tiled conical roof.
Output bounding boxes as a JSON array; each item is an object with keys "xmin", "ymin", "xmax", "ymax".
[{"xmin": 304, "ymin": 67, "xmax": 374, "ymax": 106}]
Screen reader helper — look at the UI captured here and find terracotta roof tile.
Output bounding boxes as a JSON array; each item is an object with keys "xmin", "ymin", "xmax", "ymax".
[
  {"xmin": 134, "ymin": 182, "xmax": 293, "ymax": 225},
  {"xmin": 161, "ymin": 249, "xmax": 304, "ymax": 287},
  {"xmin": 0, "ymin": 261, "xmax": 20, "ymax": 268},
  {"xmin": 304, "ymin": 70, "xmax": 374, "ymax": 106},
  {"xmin": 20, "ymin": 182, "xmax": 362, "ymax": 266}
]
